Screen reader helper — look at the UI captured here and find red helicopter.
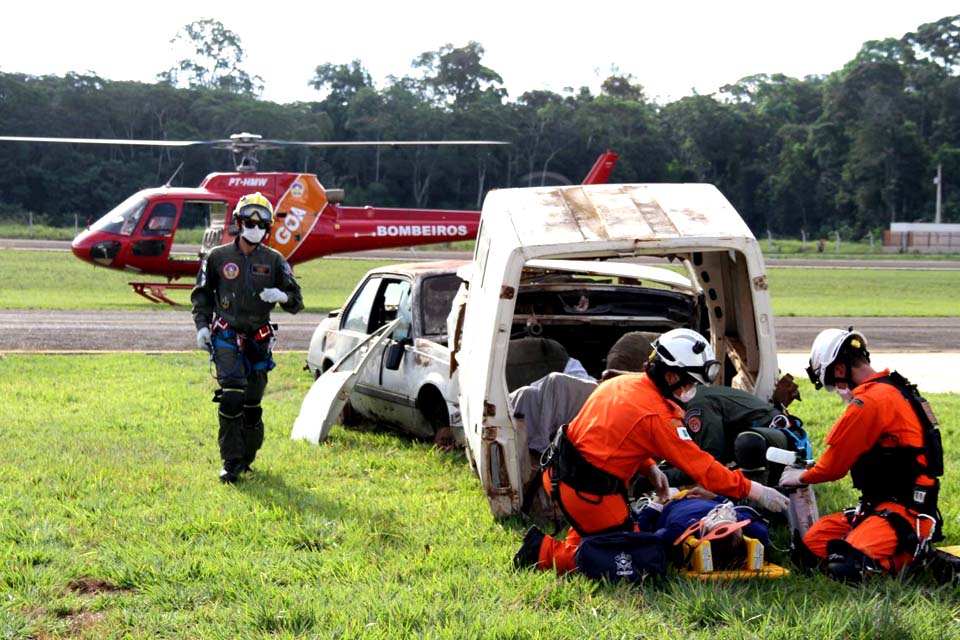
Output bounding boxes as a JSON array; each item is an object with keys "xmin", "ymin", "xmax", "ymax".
[{"xmin": 0, "ymin": 133, "xmax": 618, "ymax": 303}]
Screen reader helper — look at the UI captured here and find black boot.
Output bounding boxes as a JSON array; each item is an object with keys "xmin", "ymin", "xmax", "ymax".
[
  {"xmin": 219, "ymin": 460, "xmax": 243, "ymax": 484},
  {"xmin": 514, "ymin": 526, "xmax": 546, "ymax": 569}
]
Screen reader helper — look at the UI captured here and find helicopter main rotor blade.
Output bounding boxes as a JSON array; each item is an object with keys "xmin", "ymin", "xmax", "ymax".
[
  {"xmin": 0, "ymin": 136, "xmax": 202, "ymax": 146},
  {"xmin": 263, "ymin": 140, "xmax": 509, "ymax": 147},
  {"xmin": 0, "ymin": 135, "xmax": 508, "ymax": 148}
]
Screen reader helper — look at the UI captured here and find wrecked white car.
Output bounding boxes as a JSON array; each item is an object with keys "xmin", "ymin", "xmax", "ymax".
[
  {"xmin": 452, "ymin": 183, "xmax": 777, "ymax": 518},
  {"xmin": 304, "ymin": 260, "xmax": 467, "ymax": 444}
]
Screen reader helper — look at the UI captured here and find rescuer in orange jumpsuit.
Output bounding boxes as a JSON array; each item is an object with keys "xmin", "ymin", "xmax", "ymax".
[
  {"xmin": 780, "ymin": 328, "xmax": 943, "ymax": 581},
  {"xmin": 514, "ymin": 328, "xmax": 791, "ymax": 574}
]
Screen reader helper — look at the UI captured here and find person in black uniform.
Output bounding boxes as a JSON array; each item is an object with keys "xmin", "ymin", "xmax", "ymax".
[{"xmin": 191, "ymin": 192, "xmax": 304, "ymax": 483}]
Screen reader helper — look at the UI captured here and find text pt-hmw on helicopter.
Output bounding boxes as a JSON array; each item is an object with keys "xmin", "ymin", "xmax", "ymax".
[{"xmin": 227, "ymin": 177, "xmax": 270, "ymax": 187}]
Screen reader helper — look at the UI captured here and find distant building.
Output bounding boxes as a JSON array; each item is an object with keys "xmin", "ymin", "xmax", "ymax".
[{"xmin": 883, "ymin": 223, "xmax": 960, "ymax": 253}]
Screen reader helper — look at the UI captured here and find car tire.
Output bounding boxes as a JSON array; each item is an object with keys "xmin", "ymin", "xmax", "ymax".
[
  {"xmin": 419, "ymin": 386, "xmax": 455, "ymax": 450},
  {"xmin": 340, "ymin": 400, "xmax": 361, "ymax": 427}
]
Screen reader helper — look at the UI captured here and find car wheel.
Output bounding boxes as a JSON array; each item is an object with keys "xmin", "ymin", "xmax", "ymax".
[
  {"xmin": 419, "ymin": 387, "xmax": 455, "ymax": 450},
  {"xmin": 339, "ymin": 400, "xmax": 361, "ymax": 427}
]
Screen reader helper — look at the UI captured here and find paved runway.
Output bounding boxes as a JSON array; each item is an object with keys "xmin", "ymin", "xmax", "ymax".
[
  {"xmin": 778, "ymin": 352, "xmax": 957, "ymax": 394},
  {"xmin": 1, "ymin": 309, "xmax": 956, "ymax": 393},
  {"xmin": 4, "ymin": 239, "xmax": 960, "ymax": 270}
]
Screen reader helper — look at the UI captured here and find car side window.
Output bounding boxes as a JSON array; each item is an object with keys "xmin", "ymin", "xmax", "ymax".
[
  {"xmin": 392, "ymin": 281, "xmax": 413, "ymax": 342},
  {"xmin": 342, "ymin": 276, "xmax": 383, "ymax": 333},
  {"xmin": 342, "ymin": 277, "xmax": 412, "ymax": 335},
  {"xmin": 381, "ymin": 280, "xmax": 412, "ymax": 336},
  {"xmin": 420, "ymin": 274, "xmax": 462, "ymax": 339}
]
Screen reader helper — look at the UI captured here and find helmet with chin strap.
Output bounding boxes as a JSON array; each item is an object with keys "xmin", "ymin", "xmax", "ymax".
[
  {"xmin": 806, "ymin": 327, "xmax": 869, "ymax": 392},
  {"xmin": 234, "ymin": 192, "xmax": 274, "ymax": 229},
  {"xmin": 646, "ymin": 328, "xmax": 720, "ymax": 400}
]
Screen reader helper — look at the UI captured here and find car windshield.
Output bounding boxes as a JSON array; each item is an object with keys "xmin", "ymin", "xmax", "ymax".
[
  {"xmin": 90, "ymin": 194, "xmax": 148, "ymax": 236},
  {"xmin": 420, "ymin": 274, "xmax": 462, "ymax": 338}
]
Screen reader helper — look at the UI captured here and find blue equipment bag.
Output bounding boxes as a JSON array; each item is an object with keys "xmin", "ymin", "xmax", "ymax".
[{"xmin": 574, "ymin": 530, "xmax": 667, "ymax": 583}]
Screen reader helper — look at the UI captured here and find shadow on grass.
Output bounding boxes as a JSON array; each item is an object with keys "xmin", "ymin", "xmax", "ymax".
[{"xmin": 234, "ymin": 468, "xmax": 328, "ymax": 513}]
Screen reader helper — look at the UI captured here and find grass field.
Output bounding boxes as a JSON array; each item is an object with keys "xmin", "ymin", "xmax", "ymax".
[
  {"xmin": 1, "ymin": 248, "xmax": 958, "ymax": 317},
  {"xmin": 0, "ymin": 353, "xmax": 958, "ymax": 638},
  {"xmin": 3, "ymin": 225, "xmax": 960, "ymax": 260},
  {"xmin": 0, "ymin": 250, "xmax": 392, "ymax": 312}
]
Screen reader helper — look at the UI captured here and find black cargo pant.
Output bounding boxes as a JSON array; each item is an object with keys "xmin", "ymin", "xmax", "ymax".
[{"xmin": 213, "ymin": 332, "xmax": 271, "ymax": 467}]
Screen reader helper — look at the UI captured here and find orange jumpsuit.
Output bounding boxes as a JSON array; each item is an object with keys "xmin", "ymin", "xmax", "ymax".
[
  {"xmin": 800, "ymin": 369, "xmax": 937, "ymax": 572},
  {"xmin": 536, "ymin": 373, "xmax": 754, "ymax": 573}
]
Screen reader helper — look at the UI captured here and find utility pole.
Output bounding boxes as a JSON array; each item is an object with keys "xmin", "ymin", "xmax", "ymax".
[{"xmin": 935, "ymin": 162, "xmax": 942, "ymax": 224}]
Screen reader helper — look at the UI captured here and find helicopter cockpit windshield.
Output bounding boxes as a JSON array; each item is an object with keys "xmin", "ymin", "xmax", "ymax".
[{"xmin": 89, "ymin": 194, "xmax": 148, "ymax": 236}]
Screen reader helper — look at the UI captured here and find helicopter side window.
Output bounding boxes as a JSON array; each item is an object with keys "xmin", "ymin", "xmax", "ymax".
[
  {"xmin": 142, "ymin": 203, "xmax": 177, "ymax": 237},
  {"xmin": 181, "ymin": 201, "xmax": 219, "ymax": 230},
  {"xmin": 89, "ymin": 195, "xmax": 148, "ymax": 236}
]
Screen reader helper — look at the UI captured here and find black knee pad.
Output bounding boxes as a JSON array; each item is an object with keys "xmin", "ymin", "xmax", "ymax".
[
  {"xmin": 790, "ymin": 531, "xmax": 822, "ymax": 572},
  {"xmin": 734, "ymin": 431, "xmax": 769, "ymax": 473},
  {"xmin": 825, "ymin": 539, "xmax": 876, "ymax": 583},
  {"xmin": 243, "ymin": 403, "xmax": 263, "ymax": 427},
  {"xmin": 219, "ymin": 388, "xmax": 245, "ymax": 418}
]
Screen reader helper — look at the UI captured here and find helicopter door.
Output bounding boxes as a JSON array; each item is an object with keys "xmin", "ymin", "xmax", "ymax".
[
  {"xmin": 131, "ymin": 202, "xmax": 177, "ymax": 258},
  {"xmin": 176, "ymin": 200, "xmax": 224, "ymax": 261}
]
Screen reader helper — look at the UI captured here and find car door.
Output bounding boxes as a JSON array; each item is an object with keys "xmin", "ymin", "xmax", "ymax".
[
  {"xmin": 326, "ymin": 274, "xmax": 386, "ymax": 372},
  {"xmin": 335, "ymin": 275, "xmax": 415, "ymax": 427},
  {"xmin": 371, "ymin": 280, "xmax": 425, "ymax": 433}
]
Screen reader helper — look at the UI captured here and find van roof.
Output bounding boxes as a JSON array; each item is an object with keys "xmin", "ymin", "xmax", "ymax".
[{"xmin": 483, "ymin": 183, "xmax": 756, "ymax": 254}]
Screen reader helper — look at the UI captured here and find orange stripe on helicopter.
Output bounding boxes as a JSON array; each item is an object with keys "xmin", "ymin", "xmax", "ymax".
[{"xmin": 268, "ymin": 174, "xmax": 329, "ymax": 260}]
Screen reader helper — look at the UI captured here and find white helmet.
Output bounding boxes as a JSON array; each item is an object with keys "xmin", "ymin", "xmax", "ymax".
[
  {"xmin": 806, "ymin": 328, "xmax": 868, "ymax": 391},
  {"xmin": 651, "ymin": 328, "xmax": 720, "ymax": 385}
]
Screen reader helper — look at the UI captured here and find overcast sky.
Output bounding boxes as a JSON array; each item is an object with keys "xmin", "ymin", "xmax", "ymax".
[{"xmin": 2, "ymin": 1, "xmax": 957, "ymax": 105}]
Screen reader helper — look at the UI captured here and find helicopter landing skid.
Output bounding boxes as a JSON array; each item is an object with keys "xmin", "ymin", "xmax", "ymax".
[{"xmin": 129, "ymin": 281, "xmax": 193, "ymax": 305}]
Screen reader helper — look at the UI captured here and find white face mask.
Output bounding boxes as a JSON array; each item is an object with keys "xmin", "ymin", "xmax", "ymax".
[
  {"xmin": 836, "ymin": 388, "xmax": 854, "ymax": 405},
  {"xmin": 675, "ymin": 385, "xmax": 697, "ymax": 404},
  {"xmin": 703, "ymin": 502, "xmax": 738, "ymax": 532},
  {"xmin": 241, "ymin": 226, "xmax": 267, "ymax": 244}
]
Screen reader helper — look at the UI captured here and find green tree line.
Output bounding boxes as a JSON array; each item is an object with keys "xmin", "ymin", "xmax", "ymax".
[{"xmin": 1, "ymin": 15, "xmax": 958, "ymax": 239}]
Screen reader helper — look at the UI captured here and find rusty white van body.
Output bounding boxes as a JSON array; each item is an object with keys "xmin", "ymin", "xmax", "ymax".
[{"xmin": 453, "ymin": 183, "xmax": 776, "ymax": 518}]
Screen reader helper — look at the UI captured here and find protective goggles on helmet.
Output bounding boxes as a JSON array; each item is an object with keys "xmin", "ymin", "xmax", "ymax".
[
  {"xmin": 805, "ymin": 362, "xmax": 822, "ymax": 389},
  {"xmin": 657, "ymin": 346, "xmax": 721, "ymax": 385},
  {"xmin": 654, "ymin": 341, "xmax": 721, "ymax": 385},
  {"xmin": 236, "ymin": 204, "xmax": 273, "ymax": 225}
]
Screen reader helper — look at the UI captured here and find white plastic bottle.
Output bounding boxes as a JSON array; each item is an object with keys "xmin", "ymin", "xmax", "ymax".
[{"xmin": 767, "ymin": 447, "xmax": 820, "ymax": 537}]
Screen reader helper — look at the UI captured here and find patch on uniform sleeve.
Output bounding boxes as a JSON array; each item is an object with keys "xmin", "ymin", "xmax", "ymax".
[
  {"xmin": 851, "ymin": 398, "xmax": 864, "ymax": 407},
  {"xmin": 676, "ymin": 426, "xmax": 692, "ymax": 441},
  {"xmin": 197, "ymin": 259, "xmax": 207, "ymax": 286},
  {"xmin": 283, "ymin": 262, "xmax": 294, "ymax": 277},
  {"xmin": 684, "ymin": 409, "xmax": 702, "ymax": 433},
  {"xmin": 252, "ymin": 264, "xmax": 271, "ymax": 277}
]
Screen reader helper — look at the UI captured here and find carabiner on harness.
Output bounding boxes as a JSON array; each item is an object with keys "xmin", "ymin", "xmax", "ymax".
[{"xmin": 913, "ymin": 513, "xmax": 938, "ymax": 560}]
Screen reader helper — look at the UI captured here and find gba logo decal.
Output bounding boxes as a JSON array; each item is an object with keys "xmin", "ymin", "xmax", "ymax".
[
  {"xmin": 222, "ymin": 262, "xmax": 240, "ymax": 280},
  {"xmin": 290, "ymin": 181, "xmax": 305, "ymax": 198}
]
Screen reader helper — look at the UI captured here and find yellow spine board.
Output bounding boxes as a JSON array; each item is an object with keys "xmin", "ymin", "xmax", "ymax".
[{"xmin": 679, "ymin": 536, "xmax": 790, "ymax": 580}]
